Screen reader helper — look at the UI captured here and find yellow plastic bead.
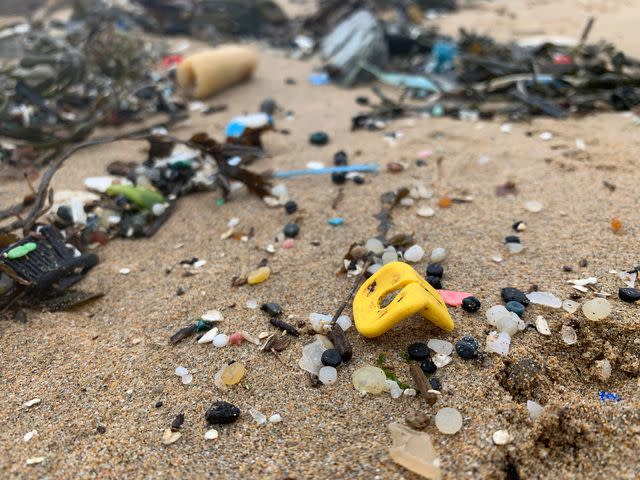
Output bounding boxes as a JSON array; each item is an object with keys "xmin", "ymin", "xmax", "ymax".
[
  {"xmin": 353, "ymin": 261, "xmax": 454, "ymax": 338},
  {"xmin": 247, "ymin": 266, "xmax": 270, "ymax": 285},
  {"xmin": 220, "ymin": 362, "xmax": 245, "ymax": 385}
]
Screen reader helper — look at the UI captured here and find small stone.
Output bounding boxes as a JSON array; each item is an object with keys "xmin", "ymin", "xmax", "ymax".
[
  {"xmin": 486, "ymin": 331, "xmax": 511, "ymax": 355},
  {"xmin": 403, "ymin": 388, "xmax": 417, "ymax": 397},
  {"xmin": 162, "ymin": 428, "xmax": 182, "ymax": 445},
  {"xmin": 430, "ymin": 247, "xmax": 447, "ymax": 263},
  {"xmin": 429, "ymin": 377, "xmax": 442, "ymax": 390},
  {"xmin": 619, "ymin": 287, "xmax": 640, "ymax": 303},
  {"xmin": 23, "ymin": 398, "xmax": 41, "ymax": 408},
  {"xmin": 427, "ymin": 339, "xmax": 453, "ymax": 356},
  {"xmin": 535, "ymin": 316, "xmax": 551, "ymax": 335},
  {"xmin": 527, "ymin": 400, "xmax": 544, "ymax": 420},
  {"xmin": 352, "ymin": 175, "xmax": 365, "ymax": 184},
  {"xmin": 119, "ymin": 268, "xmax": 131, "ymax": 275},
  {"xmin": 432, "ymin": 354, "xmax": 452, "ymax": 368},
  {"xmin": 97, "ymin": 425, "xmax": 106, "ymax": 434},
  {"xmin": 506, "ymin": 301, "xmax": 525, "ymax": 317},
  {"xmin": 387, "ymin": 162, "xmax": 404, "ymax": 172},
  {"xmin": 461, "ymin": 296, "xmax": 481, "ymax": 312},
  {"xmin": 562, "ymin": 299, "xmax": 580, "ymax": 313},
  {"xmin": 352, "ymin": 366, "xmax": 387, "ymax": 394},
  {"xmin": 426, "ymin": 264, "xmax": 444, "ymax": 278},
  {"xmin": 582, "ymin": 298, "xmax": 612, "ymax": 321},
  {"xmin": 212, "ymin": 333, "xmax": 229, "ymax": 348},
  {"xmin": 405, "ymin": 411, "xmax": 430, "ymax": 430},
  {"xmin": 455, "ymin": 336, "xmax": 479, "ymax": 359},
  {"xmin": 24, "ymin": 430, "xmax": 37, "ymax": 442},
  {"xmin": 434, "ymin": 407, "xmax": 463, "ymax": 434},
  {"xmin": 204, "ymin": 429, "xmax": 219, "ymax": 440},
  {"xmin": 336, "ymin": 315, "xmax": 352, "ymax": 331},
  {"xmin": 408, "ymin": 342, "xmax": 430, "ymax": 361},
  {"xmin": 321, "ymin": 349, "xmax": 342, "ymax": 367},
  {"xmin": 561, "ymin": 325, "xmax": 577, "ymax": 345},
  {"xmin": 318, "ymin": 366, "xmax": 338, "ymax": 385},
  {"xmin": 181, "ymin": 374, "xmax": 193, "ymax": 384},
  {"xmin": 269, "ymin": 413, "xmax": 283, "ymax": 423},
  {"xmin": 365, "ymin": 238, "xmax": 385, "ymax": 255},
  {"xmin": 420, "ymin": 358, "xmax": 437, "ymax": 374},
  {"xmin": 426, "ymin": 276, "xmax": 442, "ymax": 289},
  {"xmin": 249, "ymin": 408, "xmax": 267, "ymax": 425},
  {"xmin": 170, "ymin": 413, "xmax": 185, "ymax": 432},
  {"xmin": 205, "ymin": 401, "xmax": 241, "ymax": 424},
  {"xmin": 247, "ymin": 266, "xmax": 270, "ymax": 285},
  {"xmin": 501, "ymin": 287, "xmax": 530, "ymax": 306},
  {"xmin": 404, "ymin": 245, "xmax": 425, "ymax": 263},
  {"xmin": 309, "ymin": 131, "xmax": 329, "ymax": 146},
  {"xmin": 524, "ymin": 200, "xmax": 543, "ymax": 213},
  {"xmin": 261, "ymin": 302, "xmax": 283, "ymax": 317},
  {"xmin": 245, "ymin": 299, "xmax": 259, "ymax": 309},
  {"xmin": 284, "ymin": 200, "xmax": 298, "ymax": 214},
  {"xmin": 492, "ymin": 430, "xmax": 512, "ymax": 445},
  {"xmin": 417, "ymin": 206, "xmax": 435, "ymax": 217},
  {"xmin": 26, "ymin": 457, "xmax": 45, "ymax": 465},
  {"xmin": 595, "ymin": 359, "xmax": 612, "ymax": 381},
  {"xmin": 526, "ymin": 291, "xmax": 562, "ymax": 309}
]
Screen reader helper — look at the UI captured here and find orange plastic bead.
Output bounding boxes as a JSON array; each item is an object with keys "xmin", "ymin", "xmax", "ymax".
[
  {"xmin": 611, "ymin": 217, "xmax": 622, "ymax": 233},
  {"xmin": 438, "ymin": 196, "xmax": 452, "ymax": 208}
]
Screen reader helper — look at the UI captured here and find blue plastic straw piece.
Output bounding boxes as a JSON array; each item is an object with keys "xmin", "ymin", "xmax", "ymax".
[{"xmin": 272, "ymin": 164, "xmax": 379, "ymax": 178}]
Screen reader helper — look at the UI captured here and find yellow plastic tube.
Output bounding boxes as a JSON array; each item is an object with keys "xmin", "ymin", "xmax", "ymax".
[{"xmin": 176, "ymin": 45, "xmax": 258, "ymax": 99}]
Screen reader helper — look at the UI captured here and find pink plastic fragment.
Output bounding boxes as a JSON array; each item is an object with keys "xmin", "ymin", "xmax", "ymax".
[
  {"xmin": 437, "ymin": 290, "xmax": 472, "ymax": 307},
  {"xmin": 417, "ymin": 149, "xmax": 433, "ymax": 158},
  {"xmin": 283, "ymin": 238, "xmax": 295, "ymax": 249},
  {"xmin": 229, "ymin": 332, "xmax": 245, "ymax": 345}
]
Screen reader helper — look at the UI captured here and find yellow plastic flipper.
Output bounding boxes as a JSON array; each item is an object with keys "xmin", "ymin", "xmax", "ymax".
[{"xmin": 353, "ymin": 261, "xmax": 454, "ymax": 338}]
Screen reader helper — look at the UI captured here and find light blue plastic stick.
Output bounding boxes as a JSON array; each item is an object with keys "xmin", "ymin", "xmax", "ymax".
[{"xmin": 273, "ymin": 164, "xmax": 379, "ymax": 178}]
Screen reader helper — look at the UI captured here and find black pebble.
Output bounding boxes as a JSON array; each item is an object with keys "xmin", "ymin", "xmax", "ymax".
[
  {"xmin": 285, "ymin": 78, "xmax": 296, "ymax": 85},
  {"xmin": 420, "ymin": 358, "xmax": 437, "ymax": 374},
  {"xmin": 321, "ymin": 349, "xmax": 342, "ymax": 367},
  {"xmin": 461, "ymin": 296, "xmax": 481, "ymax": 312},
  {"xmin": 512, "ymin": 221, "xmax": 525, "ymax": 231},
  {"xmin": 426, "ymin": 264, "xmax": 444, "ymax": 278},
  {"xmin": 455, "ymin": 336, "xmax": 479, "ymax": 359},
  {"xmin": 171, "ymin": 413, "xmax": 184, "ymax": 432},
  {"xmin": 309, "ymin": 131, "xmax": 329, "ymax": 146},
  {"xmin": 619, "ymin": 287, "xmax": 640, "ymax": 303},
  {"xmin": 260, "ymin": 98, "xmax": 277, "ymax": 115},
  {"xmin": 331, "ymin": 172, "xmax": 347, "ymax": 185},
  {"xmin": 426, "ymin": 276, "xmax": 442, "ymax": 289},
  {"xmin": 176, "ymin": 287, "xmax": 185, "ymax": 296},
  {"xmin": 284, "ymin": 200, "xmax": 298, "ymax": 214},
  {"xmin": 355, "ymin": 96, "xmax": 369, "ymax": 105},
  {"xmin": 505, "ymin": 235, "xmax": 520, "ymax": 244},
  {"xmin": 429, "ymin": 377, "xmax": 442, "ymax": 390},
  {"xmin": 283, "ymin": 223, "xmax": 300, "ymax": 238},
  {"xmin": 261, "ymin": 302, "xmax": 283, "ymax": 317},
  {"xmin": 205, "ymin": 401, "xmax": 241, "ymax": 425},
  {"xmin": 56, "ymin": 205, "xmax": 73, "ymax": 224},
  {"xmin": 155, "ymin": 401, "xmax": 163, "ymax": 408},
  {"xmin": 97, "ymin": 425, "xmax": 106, "ymax": 434},
  {"xmin": 501, "ymin": 287, "xmax": 530, "ymax": 306},
  {"xmin": 334, "ymin": 150, "xmax": 348, "ymax": 166},
  {"xmin": 415, "ymin": 159, "xmax": 427, "ymax": 167},
  {"xmin": 352, "ymin": 175, "xmax": 365, "ymax": 185},
  {"xmin": 407, "ymin": 342, "xmax": 430, "ymax": 361}
]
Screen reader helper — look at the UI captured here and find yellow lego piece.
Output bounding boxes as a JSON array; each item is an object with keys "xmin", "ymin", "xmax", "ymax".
[{"xmin": 353, "ymin": 261, "xmax": 454, "ymax": 338}]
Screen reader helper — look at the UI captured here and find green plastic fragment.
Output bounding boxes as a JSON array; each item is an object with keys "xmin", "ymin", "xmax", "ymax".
[
  {"xmin": 215, "ymin": 198, "xmax": 225, "ymax": 206},
  {"xmin": 195, "ymin": 320, "xmax": 208, "ymax": 331},
  {"xmin": 3, "ymin": 242, "xmax": 37, "ymax": 259},
  {"xmin": 106, "ymin": 185, "xmax": 164, "ymax": 210}
]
